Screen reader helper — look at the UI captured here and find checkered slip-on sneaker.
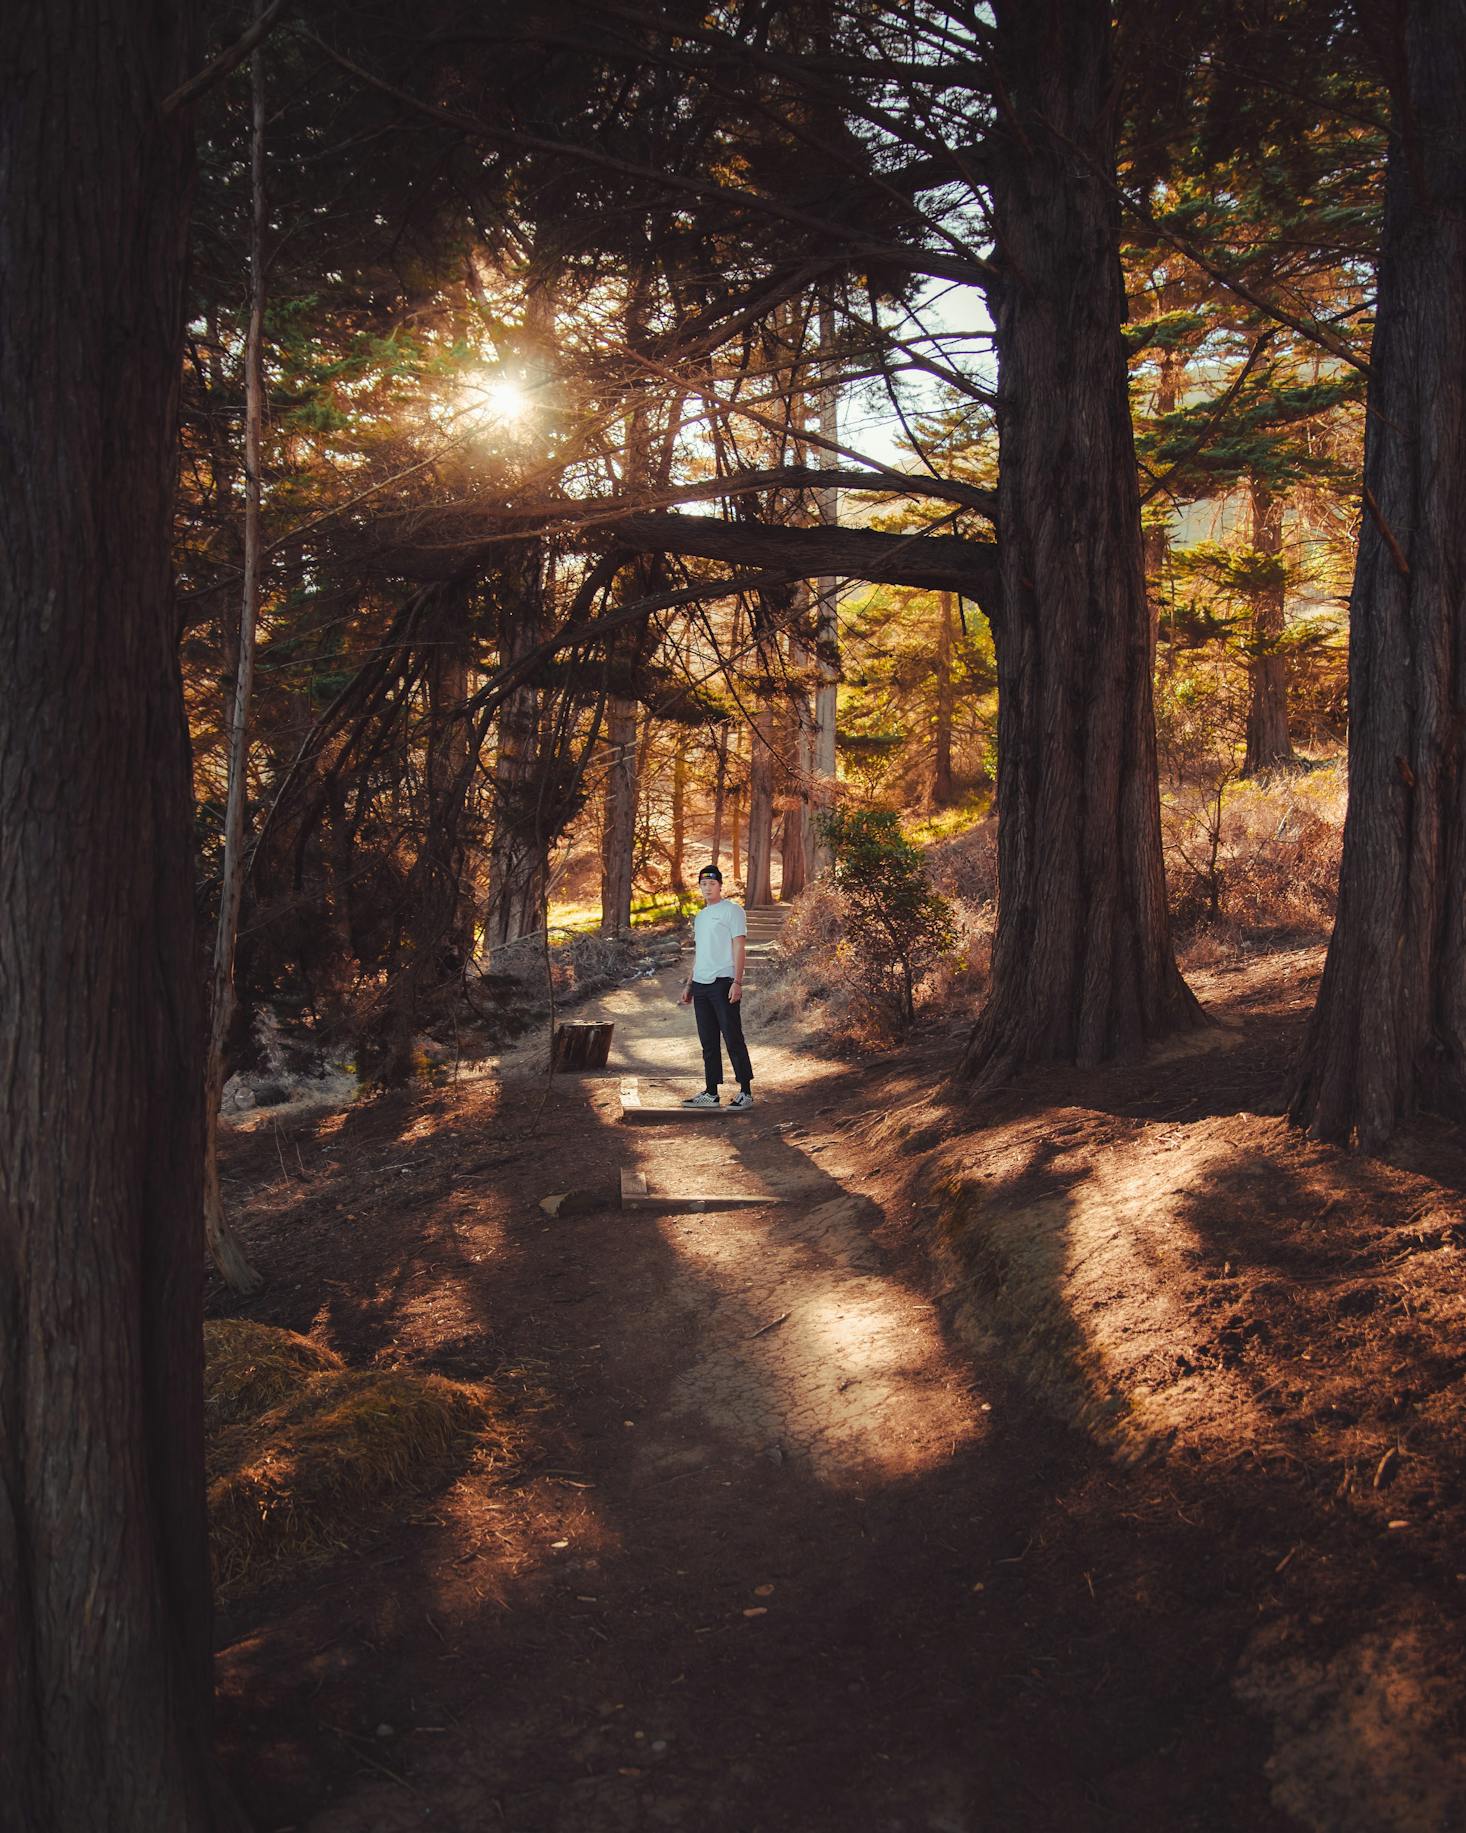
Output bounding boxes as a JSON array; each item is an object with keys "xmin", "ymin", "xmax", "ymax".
[{"xmin": 681, "ymin": 1090, "xmax": 720, "ymax": 1107}]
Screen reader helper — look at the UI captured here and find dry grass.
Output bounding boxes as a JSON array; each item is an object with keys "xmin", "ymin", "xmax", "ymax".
[
  {"xmin": 205, "ymin": 1321, "xmax": 522, "ymax": 1595},
  {"xmin": 756, "ymin": 821, "xmax": 997, "ymax": 1045},
  {"xmin": 1164, "ymin": 757, "xmax": 1346, "ymax": 952},
  {"xmin": 203, "ymin": 1317, "xmax": 343, "ymax": 1426}
]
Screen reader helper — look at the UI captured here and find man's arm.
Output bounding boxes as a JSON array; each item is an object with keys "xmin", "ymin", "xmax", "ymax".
[{"xmin": 730, "ymin": 933, "xmax": 746, "ymax": 1002}]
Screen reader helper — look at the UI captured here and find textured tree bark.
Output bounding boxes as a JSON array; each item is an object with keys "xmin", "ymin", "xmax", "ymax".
[
  {"xmin": 745, "ymin": 595, "xmax": 781, "ymax": 907},
  {"xmin": 600, "ymin": 694, "xmax": 640, "ymax": 934},
  {"xmin": 811, "ymin": 290, "xmax": 841, "ymax": 875},
  {"xmin": 1291, "ymin": 0, "xmax": 1466, "ymax": 1147},
  {"xmin": 1242, "ymin": 480, "xmax": 1296, "ymax": 776},
  {"xmin": 710, "ymin": 724, "xmax": 728, "ymax": 867},
  {"xmin": 592, "ymin": 511, "xmax": 998, "ymax": 608},
  {"xmin": 745, "ymin": 689, "xmax": 778, "ymax": 907},
  {"xmin": 962, "ymin": 0, "xmax": 1202, "ymax": 1084},
  {"xmin": 0, "ymin": 1, "xmax": 242, "ymax": 1825},
  {"xmin": 670, "ymin": 737, "xmax": 689, "ymax": 894},
  {"xmin": 779, "ymin": 683, "xmax": 811, "ymax": 900}
]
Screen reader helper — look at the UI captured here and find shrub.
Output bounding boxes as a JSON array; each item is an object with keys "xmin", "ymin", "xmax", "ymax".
[
  {"xmin": 818, "ymin": 806, "xmax": 958, "ymax": 1025},
  {"xmin": 1162, "ymin": 758, "xmax": 1345, "ymax": 943}
]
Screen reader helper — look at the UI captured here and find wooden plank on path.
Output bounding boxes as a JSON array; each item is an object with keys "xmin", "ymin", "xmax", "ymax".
[
  {"xmin": 620, "ymin": 1166, "xmax": 778, "ymax": 1213},
  {"xmin": 618, "ymin": 1077, "xmax": 749, "ymax": 1123}
]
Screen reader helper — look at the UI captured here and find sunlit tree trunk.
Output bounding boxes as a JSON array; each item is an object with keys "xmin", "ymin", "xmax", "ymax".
[
  {"xmin": 745, "ymin": 702, "xmax": 777, "ymax": 905},
  {"xmin": 1291, "ymin": 0, "xmax": 1466, "ymax": 1147},
  {"xmin": 745, "ymin": 610, "xmax": 779, "ymax": 906},
  {"xmin": 600, "ymin": 692, "xmax": 640, "ymax": 934},
  {"xmin": 1143, "ymin": 298, "xmax": 1183, "ymax": 645},
  {"xmin": 811, "ymin": 290, "xmax": 841, "ymax": 873},
  {"xmin": 670, "ymin": 736, "xmax": 688, "ymax": 893},
  {"xmin": 0, "ymin": 1, "xmax": 245, "ymax": 1823},
  {"xmin": 962, "ymin": 0, "xmax": 1202, "ymax": 1084},
  {"xmin": 1242, "ymin": 479, "xmax": 1295, "ymax": 775},
  {"xmin": 780, "ymin": 693, "xmax": 812, "ymax": 901},
  {"xmin": 932, "ymin": 590, "xmax": 957, "ymax": 807},
  {"xmin": 711, "ymin": 723, "xmax": 728, "ymax": 866}
]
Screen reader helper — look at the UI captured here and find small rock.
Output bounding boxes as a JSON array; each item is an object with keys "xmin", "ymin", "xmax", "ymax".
[{"xmin": 376, "ymin": 1724, "xmax": 394, "ymax": 1739}]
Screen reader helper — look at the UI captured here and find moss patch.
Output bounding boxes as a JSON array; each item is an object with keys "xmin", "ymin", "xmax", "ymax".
[
  {"xmin": 204, "ymin": 1317, "xmax": 343, "ymax": 1427},
  {"xmin": 205, "ymin": 1322, "xmax": 521, "ymax": 1595}
]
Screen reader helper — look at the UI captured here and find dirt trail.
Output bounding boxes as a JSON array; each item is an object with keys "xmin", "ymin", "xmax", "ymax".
[
  {"xmin": 291, "ymin": 972, "xmax": 1067, "ymax": 1831},
  {"xmin": 214, "ymin": 953, "xmax": 1464, "ymax": 1833}
]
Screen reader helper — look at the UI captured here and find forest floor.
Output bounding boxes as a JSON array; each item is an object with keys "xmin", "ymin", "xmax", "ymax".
[{"xmin": 210, "ymin": 938, "xmax": 1466, "ymax": 1833}]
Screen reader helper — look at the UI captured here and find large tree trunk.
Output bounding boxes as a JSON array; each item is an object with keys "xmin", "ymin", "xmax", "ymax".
[
  {"xmin": 1290, "ymin": 0, "xmax": 1466, "ymax": 1147},
  {"xmin": 1242, "ymin": 479, "xmax": 1296, "ymax": 776},
  {"xmin": 962, "ymin": 0, "xmax": 1202, "ymax": 1084},
  {"xmin": 0, "ymin": 3, "xmax": 241, "ymax": 1825}
]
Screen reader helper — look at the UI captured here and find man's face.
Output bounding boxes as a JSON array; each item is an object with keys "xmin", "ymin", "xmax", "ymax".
[{"xmin": 698, "ymin": 874, "xmax": 723, "ymax": 903}]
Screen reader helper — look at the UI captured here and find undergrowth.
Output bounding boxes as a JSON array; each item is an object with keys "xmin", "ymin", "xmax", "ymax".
[
  {"xmin": 205, "ymin": 1319, "xmax": 524, "ymax": 1597},
  {"xmin": 761, "ymin": 760, "xmax": 1345, "ymax": 1047}
]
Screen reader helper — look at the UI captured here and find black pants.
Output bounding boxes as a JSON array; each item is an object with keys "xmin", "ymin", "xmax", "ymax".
[{"xmin": 692, "ymin": 977, "xmax": 753, "ymax": 1092}]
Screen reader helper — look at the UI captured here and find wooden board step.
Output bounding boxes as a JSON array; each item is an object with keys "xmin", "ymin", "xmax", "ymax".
[
  {"xmin": 620, "ymin": 1169, "xmax": 777, "ymax": 1212},
  {"xmin": 618, "ymin": 1077, "xmax": 753, "ymax": 1123}
]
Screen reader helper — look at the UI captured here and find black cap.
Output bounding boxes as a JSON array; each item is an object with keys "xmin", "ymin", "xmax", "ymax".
[{"xmin": 697, "ymin": 864, "xmax": 723, "ymax": 883}]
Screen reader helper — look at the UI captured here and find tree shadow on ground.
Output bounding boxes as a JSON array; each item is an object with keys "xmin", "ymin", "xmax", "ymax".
[{"xmin": 211, "ymin": 1061, "xmax": 1318, "ymax": 1833}]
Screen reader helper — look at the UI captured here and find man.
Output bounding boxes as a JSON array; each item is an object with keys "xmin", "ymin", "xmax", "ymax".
[{"xmin": 679, "ymin": 864, "xmax": 754, "ymax": 1107}]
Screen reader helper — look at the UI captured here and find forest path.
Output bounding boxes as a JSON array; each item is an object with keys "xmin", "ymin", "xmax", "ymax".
[
  {"xmin": 218, "ymin": 958, "xmax": 1357, "ymax": 1833},
  {"xmin": 287, "ymin": 965, "xmax": 1138, "ymax": 1832}
]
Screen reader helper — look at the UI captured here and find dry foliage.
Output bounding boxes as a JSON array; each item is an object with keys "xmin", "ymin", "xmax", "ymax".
[
  {"xmin": 1163, "ymin": 760, "xmax": 1345, "ymax": 948},
  {"xmin": 205, "ymin": 1320, "xmax": 522, "ymax": 1594},
  {"xmin": 202, "ymin": 1317, "xmax": 343, "ymax": 1426},
  {"xmin": 756, "ymin": 819, "xmax": 996, "ymax": 1045}
]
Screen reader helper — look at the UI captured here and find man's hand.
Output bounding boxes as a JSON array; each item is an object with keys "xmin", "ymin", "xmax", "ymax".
[
  {"xmin": 729, "ymin": 980, "xmax": 742, "ymax": 1004},
  {"xmin": 679, "ymin": 979, "xmax": 692, "ymax": 1006}
]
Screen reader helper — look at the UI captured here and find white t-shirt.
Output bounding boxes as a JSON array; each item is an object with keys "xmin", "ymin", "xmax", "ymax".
[{"xmin": 691, "ymin": 898, "xmax": 747, "ymax": 983}]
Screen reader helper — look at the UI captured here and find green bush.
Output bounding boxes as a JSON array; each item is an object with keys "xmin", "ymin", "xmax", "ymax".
[{"xmin": 818, "ymin": 807, "xmax": 958, "ymax": 1025}]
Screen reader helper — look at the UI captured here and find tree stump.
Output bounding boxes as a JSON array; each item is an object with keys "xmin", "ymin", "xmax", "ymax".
[{"xmin": 552, "ymin": 1021, "xmax": 615, "ymax": 1071}]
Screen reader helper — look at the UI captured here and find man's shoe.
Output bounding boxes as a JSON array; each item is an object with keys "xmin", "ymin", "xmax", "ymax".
[
  {"xmin": 728, "ymin": 1089, "xmax": 754, "ymax": 1109},
  {"xmin": 682, "ymin": 1090, "xmax": 720, "ymax": 1107}
]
